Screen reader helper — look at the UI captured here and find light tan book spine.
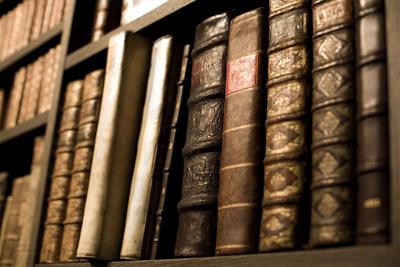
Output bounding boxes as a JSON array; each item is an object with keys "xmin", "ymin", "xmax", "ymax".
[
  {"xmin": 18, "ymin": 63, "xmax": 34, "ymax": 124},
  {"xmin": 25, "ymin": 57, "xmax": 44, "ymax": 121},
  {"xmin": 41, "ymin": 0, "xmax": 55, "ymax": 34},
  {"xmin": 62, "ymin": 0, "xmax": 73, "ymax": 21},
  {"xmin": 30, "ymin": 0, "xmax": 47, "ymax": 41},
  {"xmin": 50, "ymin": 0, "xmax": 65, "ymax": 29},
  {"xmin": 77, "ymin": 33, "xmax": 152, "ymax": 260},
  {"xmin": 38, "ymin": 48, "xmax": 56, "ymax": 114},
  {"xmin": 21, "ymin": 0, "xmax": 36, "ymax": 48},
  {"xmin": 5, "ymin": 68, "xmax": 27, "ymax": 129},
  {"xmin": 8, "ymin": 4, "xmax": 22, "ymax": 56}
]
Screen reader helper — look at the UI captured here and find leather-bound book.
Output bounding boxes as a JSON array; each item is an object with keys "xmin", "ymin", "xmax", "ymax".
[
  {"xmin": 5, "ymin": 67, "xmax": 27, "ymax": 129},
  {"xmin": 77, "ymin": 33, "xmax": 151, "ymax": 261},
  {"xmin": 150, "ymin": 44, "xmax": 191, "ymax": 260},
  {"xmin": 0, "ymin": 89, "xmax": 5, "ymax": 127},
  {"xmin": 260, "ymin": 0, "xmax": 311, "ymax": 251},
  {"xmin": 38, "ymin": 49, "xmax": 56, "ymax": 114},
  {"xmin": 91, "ymin": 0, "xmax": 122, "ymax": 42},
  {"xmin": 175, "ymin": 12, "xmax": 231, "ymax": 257},
  {"xmin": 21, "ymin": 0, "xmax": 35, "ymax": 48},
  {"xmin": 0, "ymin": 177, "xmax": 28, "ymax": 267},
  {"xmin": 49, "ymin": 0, "xmax": 65, "ymax": 29},
  {"xmin": 15, "ymin": 136, "xmax": 45, "ymax": 267},
  {"xmin": 0, "ymin": 173, "xmax": 8, "ymax": 228},
  {"xmin": 310, "ymin": 0, "xmax": 355, "ymax": 246},
  {"xmin": 18, "ymin": 63, "xmax": 35, "ymax": 124},
  {"xmin": 8, "ymin": 3, "xmax": 23, "ymax": 56},
  {"xmin": 120, "ymin": 0, "xmax": 167, "ymax": 25},
  {"xmin": 30, "ymin": 0, "xmax": 47, "ymax": 41},
  {"xmin": 355, "ymin": 0, "xmax": 389, "ymax": 244},
  {"xmin": 40, "ymin": 80, "xmax": 83, "ymax": 263},
  {"xmin": 216, "ymin": 8, "xmax": 266, "ymax": 255},
  {"xmin": 60, "ymin": 69, "xmax": 105, "ymax": 262},
  {"xmin": 41, "ymin": 0, "xmax": 55, "ymax": 34},
  {"xmin": 25, "ymin": 57, "xmax": 44, "ymax": 121},
  {"xmin": 120, "ymin": 36, "xmax": 183, "ymax": 260}
]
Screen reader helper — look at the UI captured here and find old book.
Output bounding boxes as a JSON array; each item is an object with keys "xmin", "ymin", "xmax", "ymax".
[
  {"xmin": 0, "ymin": 177, "xmax": 28, "ymax": 267},
  {"xmin": 2, "ymin": 10, "xmax": 15, "ymax": 60},
  {"xmin": 18, "ymin": 63, "xmax": 35, "ymax": 124},
  {"xmin": 5, "ymin": 67, "xmax": 27, "ymax": 129},
  {"xmin": 40, "ymin": 80, "xmax": 83, "ymax": 263},
  {"xmin": 91, "ymin": 0, "xmax": 122, "ymax": 42},
  {"xmin": 260, "ymin": 0, "xmax": 311, "ymax": 251},
  {"xmin": 14, "ymin": 137, "xmax": 45, "ymax": 267},
  {"xmin": 30, "ymin": 0, "xmax": 47, "ymax": 41},
  {"xmin": 25, "ymin": 57, "xmax": 45, "ymax": 120},
  {"xmin": 174, "ymin": 12, "xmax": 231, "ymax": 257},
  {"xmin": 49, "ymin": 0, "xmax": 65, "ymax": 29},
  {"xmin": 8, "ymin": 3, "xmax": 23, "ymax": 56},
  {"xmin": 59, "ymin": 69, "xmax": 105, "ymax": 262},
  {"xmin": 0, "ymin": 173, "xmax": 8, "ymax": 228},
  {"xmin": 120, "ymin": 36, "xmax": 183, "ymax": 259},
  {"xmin": 216, "ymin": 8, "xmax": 266, "ymax": 256},
  {"xmin": 355, "ymin": 0, "xmax": 389, "ymax": 244},
  {"xmin": 21, "ymin": 0, "xmax": 36, "ymax": 48},
  {"xmin": 0, "ymin": 89, "xmax": 5, "ymax": 127},
  {"xmin": 41, "ymin": 0, "xmax": 55, "ymax": 34},
  {"xmin": 77, "ymin": 33, "xmax": 152, "ymax": 260},
  {"xmin": 310, "ymin": 0, "xmax": 355, "ymax": 246},
  {"xmin": 120, "ymin": 0, "xmax": 167, "ymax": 24},
  {"xmin": 38, "ymin": 49, "xmax": 55, "ymax": 114},
  {"xmin": 150, "ymin": 44, "xmax": 191, "ymax": 259}
]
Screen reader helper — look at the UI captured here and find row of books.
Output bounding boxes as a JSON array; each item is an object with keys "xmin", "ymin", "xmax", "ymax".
[
  {"xmin": 39, "ymin": 0, "xmax": 389, "ymax": 263},
  {"xmin": 1, "ymin": 45, "xmax": 61, "ymax": 129},
  {"xmin": 0, "ymin": 137, "xmax": 44, "ymax": 267},
  {"xmin": 0, "ymin": 0, "xmax": 71, "ymax": 62}
]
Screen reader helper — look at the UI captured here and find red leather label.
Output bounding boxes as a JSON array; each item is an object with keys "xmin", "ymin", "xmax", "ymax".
[{"xmin": 226, "ymin": 53, "xmax": 259, "ymax": 95}]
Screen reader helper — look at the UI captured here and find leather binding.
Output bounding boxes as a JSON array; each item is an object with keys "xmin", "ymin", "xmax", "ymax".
[
  {"xmin": 355, "ymin": 0, "xmax": 389, "ymax": 244},
  {"xmin": 5, "ymin": 67, "xmax": 27, "ymax": 129},
  {"xmin": 40, "ymin": 80, "xmax": 83, "ymax": 263},
  {"xmin": 216, "ymin": 8, "xmax": 266, "ymax": 255},
  {"xmin": 60, "ymin": 69, "xmax": 105, "ymax": 262},
  {"xmin": 21, "ymin": 0, "xmax": 35, "ymax": 49},
  {"xmin": 150, "ymin": 44, "xmax": 191, "ymax": 259},
  {"xmin": 49, "ymin": 0, "xmax": 65, "ymax": 29},
  {"xmin": 92, "ymin": 0, "xmax": 122, "ymax": 42},
  {"xmin": 260, "ymin": 0, "xmax": 311, "ymax": 251},
  {"xmin": 175, "ymin": 12, "xmax": 231, "ymax": 257},
  {"xmin": 0, "ymin": 89, "xmax": 4, "ymax": 127},
  {"xmin": 38, "ymin": 48, "xmax": 57, "ymax": 114},
  {"xmin": 30, "ymin": 0, "xmax": 47, "ymax": 41},
  {"xmin": 15, "ymin": 136, "xmax": 45, "ymax": 267},
  {"xmin": 0, "ymin": 177, "xmax": 28, "ymax": 267},
  {"xmin": 310, "ymin": 0, "xmax": 355, "ymax": 246},
  {"xmin": 77, "ymin": 33, "xmax": 151, "ymax": 261},
  {"xmin": 0, "ymin": 173, "xmax": 8, "ymax": 228},
  {"xmin": 120, "ymin": 36, "xmax": 183, "ymax": 260},
  {"xmin": 26, "ymin": 57, "xmax": 44, "ymax": 121},
  {"xmin": 41, "ymin": 0, "xmax": 55, "ymax": 34},
  {"xmin": 18, "ymin": 63, "xmax": 35, "ymax": 124}
]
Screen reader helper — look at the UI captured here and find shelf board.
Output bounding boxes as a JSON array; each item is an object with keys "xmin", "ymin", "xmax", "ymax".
[
  {"xmin": 65, "ymin": 0, "xmax": 196, "ymax": 70},
  {"xmin": 0, "ymin": 112, "xmax": 48, "ymax": 144},
  {"xmin": 0, "ymin": 24, "xmax": 63, "ymax": 73},
  {"xmin": 34, "ymin": 245, "xmax": 397, "ymax": 267}
]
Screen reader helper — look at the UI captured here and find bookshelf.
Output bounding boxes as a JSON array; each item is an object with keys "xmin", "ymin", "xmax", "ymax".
[{"xmin": 0, "ymin": 0, "xmax": 399, "ymax": 266}]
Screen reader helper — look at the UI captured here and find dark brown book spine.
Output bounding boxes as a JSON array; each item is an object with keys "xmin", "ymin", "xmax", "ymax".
[
  {"xmin": 260, "ymin": 0, "xmax": 311, "ymax": 251},
  {"xmin": 150, "ymin": 44, "xmax": 191, "ymax": 259},
  {"xmin": 0, "ymin": 89, "xmax": 5, "ymax": 127},
  {"xmin": 59, "ymin": 70, "xmax": 104, "ymax": 262},
  {"xmin": 40, "ymin": 80, "xmax": 83, "ymax": 263},
  {"xmin": 310, "ymin": 0, "xmax": 355, "ymax": 246},
  {"xmin": 355, "ymin": 0, "xmax": 389, "ymax": 244},
  {"xmin": 175, "ymin": 12, "xmax": 231, "ymax": 257},
  {"xmin": 216, "ymin": 8, "xmax": 266, "ymax": 255}
]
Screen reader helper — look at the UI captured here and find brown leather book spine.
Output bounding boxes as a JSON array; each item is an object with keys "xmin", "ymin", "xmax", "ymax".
[
  {"xmin": 260, "ymin": 0, "xmax": 311, "ymax": 251},
  {"xmin": 175, "ymin": 12, "xmax": 231, "ymax": 257},
  {"xmin": 355, "ymin": 0, "xmax": 389, "ymax": 244},
  {"xmin": 150, "ymin": 44, "xmax": 191, "ymax": 259},
  {"xmin": 60, "ymin": 70, "xmax": 104, "ymax": 262},
  {"xmin": 216, "ymin": 8, "xmax": 266, "ymax": 255},
  {"xmin": 18, "ymin": 63, "xmax": 35, "ymax": 124},
  {"xmin": 26, "ymin": 57, "xmax": 44, "ymax": 120},
  {"xmin": 8, "ymin": 4, "xmax": 22, "ymax": 56},
  {"xmin": 0, "ymin": 173, "xmax": 8, "ymax": 229},
  {"xmin": 91, "ymin": 0, "xmax": 121, "ymax": 42},
  {"xmin": 40, "ymin": 80, "xmax": 83, "ymax": 263},
  {"xmin": 5, "ymin": 67, "xmax": 27, "ymax": 129},
  {"xmin": 38, "ymin": 49, "xmax": 55, "ymax": 114},
  {"xmin": 0, "ymin": 89, "xmax": 5, "ymax": 127},
  {"xmin": 310, "ymin": 0, "xmax": 355, "ymax": 247},
  {"xmin": 41, "ymin": 0, "xmax": 55, "ymax": 34},
  {"xmin": 21, "ymin": 0, "xmax": 36, "ymax": 48},
  {"xmin": 30, "ymin": 0, "xmax": 47, "ymax": 41},
  {"xmin": 50, "ymin": 0, "xmax": 65, "ymax": 29}
]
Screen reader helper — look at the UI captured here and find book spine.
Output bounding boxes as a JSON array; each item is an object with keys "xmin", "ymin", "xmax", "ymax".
[
  {"xmin": 310, "ymin": 0, "xmax": 355, "ymax": 246},
  {"xmin": 120, "ymin": 0, "xmax": 133, "ymax": 25},
  {"xmin": 60, "ymin": 69, "xmax": 104, "ymax": 262},
  {"xmin": 0, "ymin": 173, "xmax": 8, "ymax": 229},
  {"xmin": 121, "ymin": 36, "xmax": 182, "ymax": 260},
  {"xmin": 0, "ymin": 89, "xmax": 5, "ymax": 127},
  {"xmin": 174, "ymin": 12, "xmax": 230, "ymax": 257},
  {"xmin": 41, "ymin": 0, "xmax": 55, "ymax": 34},
  {"xmin": 216, "ymin": 8, "xmax": 266, "ymax": 255},
  {"xmin": 18, "ymin": 63, "xmax": 34, "ymax": 124},
  {"xmin": 77, "ymin": 33, "xmax": 151, "ymax": 260},
  {"xmin": 30, "ymin": 0, "xmax": 47, "ymax": 41},
  {"xmin": 355, "ymin": 0, "xmax": 389, "ymax": 244},
  {"xmin": 63, "ymin": 0, "xmax": 74, "ymax": 21},
  {"xmin": 40, "ymin": 80, "xmax": 83, "ymax": 263},
  {"xmin": 26, "ymin": 57, "xmax": 44, "ymax": 121},
  {"xmin": 21, "ymin": 0, "xmax": 35, "ymax": 48},
  {"xmin": 150, "ymin": 44, "xmax": 191, "ymax": 260},
  {"xmin": 92, "ymin": 0, "xmax": 112, "ymax": 42},
  {"xmin": 49, "ymin": 0, "xmax": 65, "ymax": 29},
  {"xmin": 5, "ymin": 68, "xmax": 27, "ymax": 129},
  {"xmin": 38, "ymin": 49, "xmax": 55, "ymax": 114}
]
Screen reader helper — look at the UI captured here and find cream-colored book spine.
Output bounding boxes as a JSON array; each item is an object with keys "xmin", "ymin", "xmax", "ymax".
[
  {"xmin": 120, "ymin": 35, "xmax": 175, "ymax": 259},
  {"xmin": 77, "ymin": 32, "xmax": 152, "ymax": 261}
]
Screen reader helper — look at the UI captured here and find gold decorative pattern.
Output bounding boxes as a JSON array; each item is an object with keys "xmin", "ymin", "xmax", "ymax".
[{"xmin": 268, "ymin": 81, "xmax": 306, "ymax": 118}]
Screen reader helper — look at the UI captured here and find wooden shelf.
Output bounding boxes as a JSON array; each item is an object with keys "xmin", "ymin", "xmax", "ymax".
[
  {"xmin": 65, "ymin": 0, "xmax": 196, "ymax": 70},
  {"xmin": 34, "ymin": 245, "xmax": 397, "ymax": 267},
  {"xmin": 0, "ymin": 112, "xmax": 48, "ymax": 144},
  {"xmin": 0, "ymin": 24, "xmax": 63, "ymax": 73}
]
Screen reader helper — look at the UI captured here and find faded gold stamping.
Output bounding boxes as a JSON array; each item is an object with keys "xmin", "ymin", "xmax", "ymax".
[
  {"xmin": 313, "ymin": 0, "xmax": 353, "ymax": 33},
  {"xmin": 270, "ymin": 0, "xmax": 306, "ymax": 15},
  {"xmin": 268, "ymin": 81, "xmax": 306, "ymax": 119},
  {"xmin": 268, "ymin": 46, "xmax": 307, "ymax": 82},
  {"xmin": 266, "ymin": 121, "xmax": 305, "ymax": 156}
]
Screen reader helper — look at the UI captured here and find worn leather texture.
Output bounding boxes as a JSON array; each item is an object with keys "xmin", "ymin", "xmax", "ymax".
[
  {"xmin": 310, "ymin": 0, "xmax": 355, "ymax": 247},
  {"xmin": 355, "ymin": 0, "xmax": 389, "ymax": 244},
  {"xmin": 174, "ymin": 12, "xmax": 230, "ymax": 257}
]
